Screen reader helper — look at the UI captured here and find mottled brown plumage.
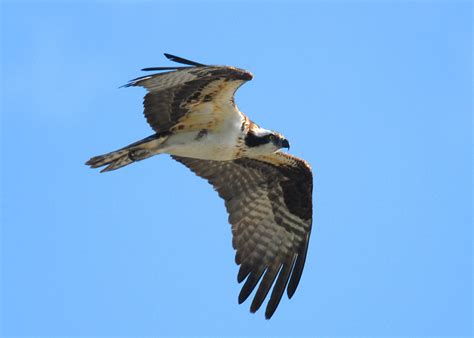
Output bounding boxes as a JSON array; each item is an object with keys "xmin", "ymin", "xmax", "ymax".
[
  {"xmin": 172, "ymin": 152, "xmax": 312, "ymax": 319},
  {"xmin": 87, "ymin": 53, "xmax": 313, "ymax": 319},
  {"xmin": 124, "ymin": 65, "xmax": 252, "ymax": 134}
]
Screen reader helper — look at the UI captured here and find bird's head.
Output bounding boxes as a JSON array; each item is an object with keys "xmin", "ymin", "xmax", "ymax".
[{"xmin": 244, "ymin": 127, "xmax": 290, "ymax": 156}]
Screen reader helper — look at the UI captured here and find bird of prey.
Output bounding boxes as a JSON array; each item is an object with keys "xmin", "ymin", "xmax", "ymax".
[{"xmin": 86, "ymin": 53, "xmax": 313, "ymax": 319}]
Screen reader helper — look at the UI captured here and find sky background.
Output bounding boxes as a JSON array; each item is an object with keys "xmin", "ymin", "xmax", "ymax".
[{"xmin": 1, "ymin": 1, "xmax": 472, "ymax": 337}]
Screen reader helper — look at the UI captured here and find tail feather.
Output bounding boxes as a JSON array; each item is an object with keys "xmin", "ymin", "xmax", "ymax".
[
  {"xmin": 86, "ymin": 134, "xmax": 166, "ymax": 173},
  {"xmin": 86, "ymin": 149, "xmax": 135, "ymax": 172}
]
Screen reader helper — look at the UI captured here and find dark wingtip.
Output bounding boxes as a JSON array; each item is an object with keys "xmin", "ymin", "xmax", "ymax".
[
  {"xmin": 287, "ymin": 247, "xmax": 308, "ymax": 299},
  {"xmin": 163, "ymin": 53, "xmax": 176, "ymax": 60},
  {"xmin": 265, "ymin": 310, "xmax": 274, "ymax": 320},
  {"xmin": 163, "ymin": 53, "xmax": 206, "ymax": 67},
  {"xmin": 238, "ymin": 293, "xmax": 247, "ymax": 305},
  {"xmin": 141, "ymin": 66, "xmax": 192, "ymax": 72},
  {"xmin": 134, "ymin": 53, "xmax": 207, "ymax": 74}
]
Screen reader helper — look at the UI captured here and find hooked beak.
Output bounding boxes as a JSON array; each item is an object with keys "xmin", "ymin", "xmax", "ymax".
[{"xmin": 281, "ymin": 138, "xmax": 290, "ymax": 150}]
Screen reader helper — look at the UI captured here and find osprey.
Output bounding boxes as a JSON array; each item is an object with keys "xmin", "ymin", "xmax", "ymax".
[{"xmin": 86, "ymin": 53, "xmax": 313, "ymax": 319}]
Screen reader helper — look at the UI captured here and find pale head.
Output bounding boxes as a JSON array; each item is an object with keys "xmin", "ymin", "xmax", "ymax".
[{"xmin": 244, "ymin": 127, "xmax": 290, "ymax": 157}]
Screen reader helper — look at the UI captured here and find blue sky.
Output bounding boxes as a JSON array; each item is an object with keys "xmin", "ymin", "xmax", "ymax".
[{"xmin": 1, "ymin": 1, "xmax": 471, "ymax": 337}]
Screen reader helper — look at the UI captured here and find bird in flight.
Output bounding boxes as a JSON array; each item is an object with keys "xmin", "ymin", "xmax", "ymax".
[{"xmin": 86, "ymin": 53, "xmax": 313, "ymax": 319}]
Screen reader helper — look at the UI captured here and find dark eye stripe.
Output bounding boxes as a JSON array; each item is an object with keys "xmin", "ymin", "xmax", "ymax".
[{"xmin": 245, "ymin": 132, "xmax": 271, "ymax": 147}]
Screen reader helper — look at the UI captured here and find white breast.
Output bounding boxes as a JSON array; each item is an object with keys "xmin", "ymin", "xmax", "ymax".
[{"xmin": 160, "ymin": 113, "xmax": 245, "ymax": 160}]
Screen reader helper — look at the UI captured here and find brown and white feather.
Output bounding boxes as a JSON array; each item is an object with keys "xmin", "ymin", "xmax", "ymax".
[
  {"xmin": 87, "ymin": 54, "xmax": 313, "ymax": 319},
  {"xmin": 172, "ymin": 151, "xmax": 312, "ymax": 319},
  {"xmin": 125, "ymin": 66, "xmax": 253, "ymax": 134}
]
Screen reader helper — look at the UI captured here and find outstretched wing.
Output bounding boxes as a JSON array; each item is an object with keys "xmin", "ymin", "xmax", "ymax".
[
  {"xmin": 124, "ymin": 53, "xmax": 253, "ymax": 134},
  {"xmin": 172, "ymin": 152, "xmax": 313, "ymax": 319}
]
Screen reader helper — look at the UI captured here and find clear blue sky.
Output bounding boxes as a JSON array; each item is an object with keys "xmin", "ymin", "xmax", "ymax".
[{"xmin": 1, "ymin": 1, "xmax": 471, "ymax": 337}]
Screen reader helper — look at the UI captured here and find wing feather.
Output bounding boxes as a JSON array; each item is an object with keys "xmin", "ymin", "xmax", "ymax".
[
  {"xmin": 172, "ymin": 152, "xmax": 312, "ymax": 319},
  {"xmin": 265, "ymin": 258, "xmax": 295, "ymax": 318},
  {"xmin": 124, "ymin": 54, "xmax": 253, "ymax": 134},
  {"xmin": 250, "ymin": 263, "xmax": 281, "ymax": 313}
]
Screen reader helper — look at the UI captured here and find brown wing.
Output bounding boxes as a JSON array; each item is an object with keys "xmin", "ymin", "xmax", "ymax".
[
  {"xmin": 172, "ymin": 152, "xmax": 313, "ymax": 319},
  {"xmin": 124, "ymin": 54, "xmax": 253, "ymax": 134}
]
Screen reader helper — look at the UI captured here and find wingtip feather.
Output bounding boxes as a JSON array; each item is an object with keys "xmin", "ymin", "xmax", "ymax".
[
  {"xmin": 163, "ymin": 53, "xmax": 206, "ymax": 67},
  {"xmin": 141, "ymin": 66, "xmax": 192, "ymax": 72}
]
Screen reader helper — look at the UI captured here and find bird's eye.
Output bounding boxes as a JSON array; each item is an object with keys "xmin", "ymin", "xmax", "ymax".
[{"xmin": 268, "ymin": 134, "xmax": 276, "ymax": 142}]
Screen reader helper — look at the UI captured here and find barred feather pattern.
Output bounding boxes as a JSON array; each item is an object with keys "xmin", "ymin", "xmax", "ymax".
[{"xmin": 172, "ymin": 152, "xmax": 312, "ymax": 319}]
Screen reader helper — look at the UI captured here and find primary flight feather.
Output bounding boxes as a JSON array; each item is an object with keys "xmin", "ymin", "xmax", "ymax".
[{"xmin": 86, "ymin": 53, "xmax": 313, "ymax": 319}]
